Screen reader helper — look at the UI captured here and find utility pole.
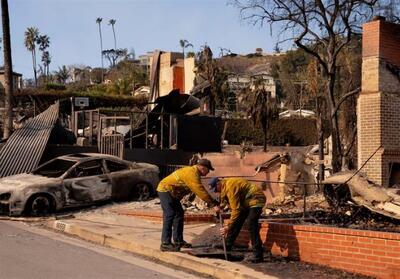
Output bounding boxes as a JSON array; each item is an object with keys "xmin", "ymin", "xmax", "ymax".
[{"xmin": 1, "ymin": 0, "xmax": 13, "ymax": 139}]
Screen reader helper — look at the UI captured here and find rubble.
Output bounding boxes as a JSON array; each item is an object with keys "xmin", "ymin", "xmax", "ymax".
[
  {"xmin": 264, "ymin": 208, "xmax": 273, "ymax": 215},
  {"xmin": 322, "ymin": 171, "xmax": 400, "ymax": 220},
  {"xmin": 181, "ymin": 194, "xmax": 212, "ymax": 212}
]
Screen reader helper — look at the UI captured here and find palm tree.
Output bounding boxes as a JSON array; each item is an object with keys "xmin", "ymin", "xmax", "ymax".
[
  {"xmin": 245, "ymin": 78, "xmax": 279, "ymax": 152},
  {"xmin": 1, "ymin": 0, "xmax": 13, "ymax": 139},
  {"xmin": 96, "ymin": 17, "xmax": 104, "ymax": 82},
  {"xmin": 41, "ymin": 51, "xmax": 51, "ymax": 77},
  {"xmin": 37, "ymin": 34, "xmax": 49, "ymax": 51},
  {"xmin": 179, "ymin": 39, "xmax": 193, "ymax": 58},
  {"xmin": 108, "ymin": 19, "xmax": 117, "ymax": 50},
  {"xmin": 54, "ymin": 65, "xmax": 69, "ymax": 84},
  {"xmin": 37, "ymin": 34, "xmax": 50, "ymax": 80},
  {"xmin": 24, "ymin": 27, "xmax": 39, "ymax": 86}
]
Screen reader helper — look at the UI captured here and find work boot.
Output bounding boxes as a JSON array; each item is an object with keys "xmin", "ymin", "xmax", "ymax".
[
  {"xmin": 174, "ymin": 240, "xmax": 192, "ymax": 248},
  {"xmin": 160, "ymin": 242, "xmax": 180, "ymax": 252}
]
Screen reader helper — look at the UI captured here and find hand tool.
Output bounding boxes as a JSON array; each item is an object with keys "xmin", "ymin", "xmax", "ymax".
[{"xmin": 218, "ymin": 213, "xmax": 228, "ymax": 261}]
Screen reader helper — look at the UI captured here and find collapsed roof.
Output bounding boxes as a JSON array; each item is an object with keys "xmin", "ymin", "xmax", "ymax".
[
  {"xmin": 0, "ymin": 102, "xmax": 59, "ymax": 177},
  {"xmin": 323, "ymin": 171, "xmax": 400, "ymax": 220}
]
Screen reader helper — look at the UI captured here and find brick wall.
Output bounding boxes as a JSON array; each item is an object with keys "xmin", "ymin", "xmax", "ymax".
[
  {"xmin": 363, "ymin": 19, "xmax": 400, "ymax": 68},
  {"xmin": 237, "ymin": 222, "xmax": 400, "ymax": 279},
  {"xmin": 357, "ymin": 92, "xmax": 384, "ymax": 184},
  {"xmin": 205, "ymin": 151, "xmax": 281, "ymax": 202},
  {"xmin": 358, "ymin": 18, "xmax": 400, "ymax": 186},
  {"xmin": 378, "ymin": 21, "xmax": 400, "ymax": 67}
]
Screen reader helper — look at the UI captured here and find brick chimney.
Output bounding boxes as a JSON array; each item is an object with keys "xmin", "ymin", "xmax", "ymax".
[{"xmin": 358, "ymin": 18, "xmax": 400, "ymax": 186}]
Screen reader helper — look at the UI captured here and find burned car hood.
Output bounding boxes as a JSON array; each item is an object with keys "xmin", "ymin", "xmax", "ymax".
[
  {"xmin": 133, "ymin": 162, "xmax": 159, "ymax": 172},
  {"xmin": 0, "ymin": 173, "xmax": 60, "ymax": 192}
]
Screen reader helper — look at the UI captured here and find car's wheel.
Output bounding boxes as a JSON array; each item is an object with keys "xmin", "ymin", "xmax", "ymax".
[
  {"xmin": 132, "ymin": 183, "xmax": 153, "ymax": 201},
  {"xmin": 26, "ymin": 194, "xmax": 54, "ymax": 216}
]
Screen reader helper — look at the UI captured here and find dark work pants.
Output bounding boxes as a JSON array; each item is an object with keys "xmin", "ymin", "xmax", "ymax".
[
  {"xmin": 226, "ymin": 207, "xmax": 263, "ymax": 258},
  {"xmin": 158, "ymin": 191, "xmax": 184, "ymax": 244}
]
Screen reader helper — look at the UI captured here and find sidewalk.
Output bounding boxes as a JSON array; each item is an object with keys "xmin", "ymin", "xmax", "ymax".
[{"xmin": 45, "ymin": 206, "xmax": 275, "ymax": 279}]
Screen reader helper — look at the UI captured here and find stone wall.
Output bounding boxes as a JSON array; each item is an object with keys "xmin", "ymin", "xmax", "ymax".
[{"xmin": 205, "ymin": 150, "xmax": 282, "ymax": 202}]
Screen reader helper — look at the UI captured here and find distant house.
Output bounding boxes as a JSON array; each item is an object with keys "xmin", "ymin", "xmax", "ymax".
[
  {"xmin": 149, "ymin": 51, "xmax": 187, "ymax": 98},
  {"xmin": 249, "ymin": 72, "xmax": 277, "ymax": 99},
  {"xmin": 69, "ymin": 66, "xmax": 92, "ymax": 84},
  {"xmin": 279, "ymin": 109, "xmax": 315, "ymax": 119},
  {"xmin": 133, "ymin": 85, "xmax": 150, "ymax": 97},
  {"xmin": 227, "ymin": 72, "xmax": 277, "ymax": 99},
  {"xmin": 227, "ymin": 75, "xmax": 251, "ymax": 91},
  {"xmin": 0, "ymin": 69, "xmax": 23, "ymax": 91},
  {"xmin": 138, "ymin": 51, "xmax": 154, "ymax": 71}
]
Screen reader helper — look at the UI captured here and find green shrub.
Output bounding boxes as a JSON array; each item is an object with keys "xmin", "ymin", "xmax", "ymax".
[
  {"xmin": 224, "ymin": 118, "xmax": 264, "ymax": 145},
  {"xmin": 225, "ymin": 118, "xmax": 318, "ymax": 146},
  {"xmin": 269, "ymin": 118, "xmax": 318, "ymax": 146},
  {"xmin": 44, "ymin": 83, "xmax": 66, "ymax": 91}
]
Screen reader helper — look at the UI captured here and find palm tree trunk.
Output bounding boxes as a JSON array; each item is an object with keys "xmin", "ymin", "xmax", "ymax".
[
  {"xmin": 112, "ymin": 25, "xmax": 116, "ymax": 50},
  {"xmin": 1, "ymin": 0, "xmax": 13, "ymax": 139},
  {"xmin": 32, "ymin": 48, "xmax": 37, "ymax": 86},
  {"xmin": 98, "ymin": 23, "xmax": 104, "ymax": 82}
]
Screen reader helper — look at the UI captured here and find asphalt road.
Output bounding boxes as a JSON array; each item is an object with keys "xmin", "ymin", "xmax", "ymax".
[{"xmin": 0, "ymin": 220, "xmax": 202, "ymax": 279}]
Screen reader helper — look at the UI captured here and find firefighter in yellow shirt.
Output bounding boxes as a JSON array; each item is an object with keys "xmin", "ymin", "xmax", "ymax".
[
  {"xmin": 157, "ymin": 158, "xmax": 218, "ymax": 252},
  {"xmin": 209, "ymin": 177, "xmax": 266, "ymax": 263}
]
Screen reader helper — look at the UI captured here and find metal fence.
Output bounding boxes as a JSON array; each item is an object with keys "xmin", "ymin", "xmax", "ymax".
[
  {"xmin": 158, "ymin": 164, "xmax": 187, "ymax": 179},
  {"xmin": 100, "ymin": 134, "xmax": 124, "ymax": 158}
]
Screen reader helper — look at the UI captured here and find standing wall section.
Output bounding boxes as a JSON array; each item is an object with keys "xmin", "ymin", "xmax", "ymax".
[{"xmin": 358, "ymin": 18, "xmax": 400, "ymax": 186}]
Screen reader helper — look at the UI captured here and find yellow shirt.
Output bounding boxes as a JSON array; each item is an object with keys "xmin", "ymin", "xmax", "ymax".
[
  {"xmin": 157, "ymin": 165, "xmax": 216, "ymax": 205},
  {"xmin": 220, "ymin": 178, "xmax": 266, "ymax": 229}
]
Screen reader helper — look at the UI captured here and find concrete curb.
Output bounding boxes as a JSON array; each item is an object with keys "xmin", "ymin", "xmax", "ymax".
[
  {"xmin": 46, "ymin": 220, "xmax": 276, "ymax": 279},
  {"xmin": 109, "ymin": 209, "xmax": 218, "ymax": 224},
  {"xmin": 0, "ymin": 216, "xmax": 56, "ymax": 222}
]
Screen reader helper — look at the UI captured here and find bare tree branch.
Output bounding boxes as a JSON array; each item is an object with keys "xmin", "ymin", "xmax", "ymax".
[
  {"xmin": 231, "ymin": 0, "xmax": 381, "ymax": 172},
  {"xmin": 333, "ymin": 87, "xmax": 361, "ymax": 117}
]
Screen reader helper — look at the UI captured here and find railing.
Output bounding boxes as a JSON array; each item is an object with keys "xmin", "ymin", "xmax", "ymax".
[
  {"xmin": 100, "ymin": 134, "xmax": 124, "ymax": 158},
  {"xmin": 73, "ymin": 108, "xmax": 180, "ymax": 151}
]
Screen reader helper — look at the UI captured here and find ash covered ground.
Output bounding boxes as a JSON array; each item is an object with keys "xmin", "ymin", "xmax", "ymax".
[{"xmin": 264, "ymin": 193, "xmax": 400, "ymax": 233}]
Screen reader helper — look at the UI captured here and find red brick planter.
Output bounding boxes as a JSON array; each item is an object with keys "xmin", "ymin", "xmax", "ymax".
[{"xmin": 237, "ymin": 221, "xmax": 400, "ymax": 279}]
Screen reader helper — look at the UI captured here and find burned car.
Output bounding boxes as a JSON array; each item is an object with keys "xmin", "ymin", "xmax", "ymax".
[{"xmin": 0, "ymin": 153, "xmax": 159, "ymax": 216}]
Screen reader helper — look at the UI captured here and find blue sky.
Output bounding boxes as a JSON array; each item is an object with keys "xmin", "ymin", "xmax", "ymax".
[{"xmin": 5, "ymin": 0, "xmax": 277, "ymax": 79}]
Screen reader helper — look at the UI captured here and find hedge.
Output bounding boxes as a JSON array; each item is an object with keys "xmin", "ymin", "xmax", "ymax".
[{"xmin": 224, "ymin": 118, "xmax": 318, "ymax": 146}]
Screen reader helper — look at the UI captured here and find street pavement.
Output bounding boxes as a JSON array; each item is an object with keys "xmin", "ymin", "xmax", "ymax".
[
  {"xmin": 0, "ymin": 220, "xmax": 204, "ymax": 279},
  {"xmin": 43, "ymin": 206, "xmax": 276, "ymax": 279}
]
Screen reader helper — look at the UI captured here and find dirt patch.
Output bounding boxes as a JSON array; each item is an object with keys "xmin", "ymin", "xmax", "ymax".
[
  {"xmin": 244, "ymin": 255, "xmax": 374, "ymax": 279},
  {"xmin": 191, "ymin": 225, "xmax": 222, "ymax": 248}
]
